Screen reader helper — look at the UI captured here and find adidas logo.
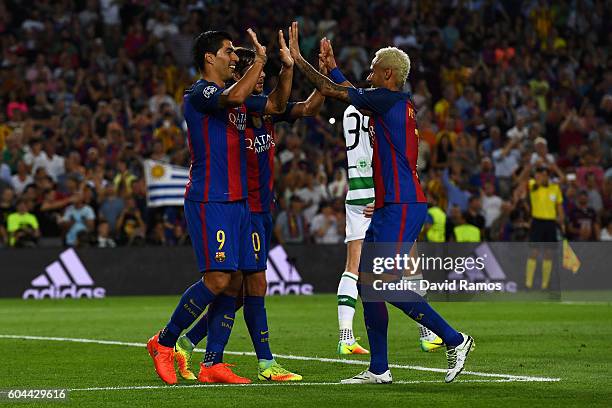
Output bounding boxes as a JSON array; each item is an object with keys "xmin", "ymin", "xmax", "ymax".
[
  {"xmin": 448, "ymin": 243, "xmax": 517, "ymax": 293},
  {"xmin": 22, "ymin": 248, "xmax": 106, "ymax": 299},
  {"xmin": 265, "ymin": 245, "xmax": 313, "ymax": 295}
]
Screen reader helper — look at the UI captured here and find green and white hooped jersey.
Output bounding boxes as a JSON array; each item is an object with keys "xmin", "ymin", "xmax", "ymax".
[{"xmin": 343, "ymin": 105, "xmax": 374, "ymax": 206}]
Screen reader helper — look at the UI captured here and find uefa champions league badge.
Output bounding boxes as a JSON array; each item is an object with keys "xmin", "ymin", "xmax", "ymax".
[{"xmin": 202, "ymin": 85, "xmax": 217, "ymax": 98}]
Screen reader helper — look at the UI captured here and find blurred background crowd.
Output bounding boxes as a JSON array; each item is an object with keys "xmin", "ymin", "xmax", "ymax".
[{"xmin": 0, "ymin": 0, "xmax": 610, "ymax": 249}]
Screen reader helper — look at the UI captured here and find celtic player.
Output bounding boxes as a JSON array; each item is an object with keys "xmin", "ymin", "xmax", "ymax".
[{"xmin": 336, "ymin": 105, "xmax": 444, "ymax": 355}]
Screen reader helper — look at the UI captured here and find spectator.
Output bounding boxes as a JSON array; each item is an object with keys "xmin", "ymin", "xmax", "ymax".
[
  {"xmin": 451, "ymin": 211, "xmax": 481, "ymax": 243},
  {"xmin": 99, "ymin": 184, "xmax": 125, "ymax": 234},
  {"xmin": 492, "ymin": 136, "xmax": 521, "ymax": 199},
  {"xmin": 506, "ymin": 116, "xmax": 529, "ymax": 141},
  {"xmin": 97, "ymin": 220, "xmax": 117, "ymax": 248},
  {"xmin": 442, "ymin": 166, "xmax": 470, "ymax": 212},
  {"xmin": 295, "ymin": 172, "xmax": 329, "ymax": 222},
  {"xmin": 310, "ymin": 201, "xmax": 344, "ymax": 244},
  {"xmin": 11, "ymin": 160, "xmax": 33, "ymax": 195},
  {"xmin": 116, "ymin": 197, "xmax": 145, "ymax": 246},
  {"xmin": 424, "ymin": 194, "xmax": 447, "ymax": 243},
  {"xmin": 431, "ymin": 131, "xmax": 453, "ymax": 170},
  {"xmin": 0, "ymin": 161, "xmax": 10, "ymax": 186},
  {"xmin": 148, "ymin": 221, "xmax": 167, "ymax": 246},
  {"xmin": 149, "ymin": 83, "xmax": 178, "ymax": 120},
  {"xmin": 464, "ymin": 196, "xmax": 485, "ymax": 237},
  {"xmin": 530, "ymin": 137, "xmax": 555, "ymax": 166},
  {"xmin": 481, "ymin": 181, "xmax": 503, "ymax": 231},
  {"xmin": 33, "ymin": 140, "xmax": 65, "ymax": 182},
  {"xmin": 274, "ymin": 196, "xmax": 307, "ymax": 245},
  {"xmin": 584, "ymin": 172, "xmax": 603, "ymax": 213},
  {"xmin": 0, "ymin": 188, "xmax": 16, "ymax": 246},
  {"xmin": 60, "ymin": 191, "xmax": 95, "ymax": 247},
  {"xmin": 2, "ymin": 133, "xmax": 24, "ymax": 174},
  {"xmin": 567, "ymin": 190, "xmax": 600, "ymax": 241},
  {"xmin": 469, "ymin": 156, "xmax": 496, "ymax": 190},
  {"xmin": 113, "ymin": 160, "xmax": 137, "ymax": 196},
  {"xmin": 327, "ymin": 168, "xmax": 348, "ymax": 199},
  {"xmin": 7, "ymin": 198, "xmax": 40, "ymax": 247}
]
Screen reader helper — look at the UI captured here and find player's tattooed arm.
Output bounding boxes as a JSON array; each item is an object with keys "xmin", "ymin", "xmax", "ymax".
[
  {"xmin": 289, "ymin": 54, "xmax": 327, "ymax": 118},
  {"xmin": 220, "ymin": 28, "xmax": 267, "ymax": 107},
  {"xmin": 289, "ymin": 22, "xmax": 350, "ymax": 104},
  {"xmin": 265, "ymin": 30, "xmax": 294, "ymax": 115}
]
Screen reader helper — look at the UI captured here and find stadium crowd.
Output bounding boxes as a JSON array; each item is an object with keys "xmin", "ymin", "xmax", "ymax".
[{"xmin": 0, "ymin": 0, "xmax": 611, "ymax": 248}]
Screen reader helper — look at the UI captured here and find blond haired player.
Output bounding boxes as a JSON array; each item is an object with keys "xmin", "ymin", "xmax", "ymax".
[{"xmin": 336, "ymin": 104, "xmax": 443, "ymax": 355}]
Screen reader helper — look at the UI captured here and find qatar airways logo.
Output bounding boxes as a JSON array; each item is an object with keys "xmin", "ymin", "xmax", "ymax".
[
  {"xmin": 246, "ymin": 133, "xmax": 275, "ymax": 154},
  {"xmin": 229, "ymin": 110, "xmax": 247, "ymax": 131}
]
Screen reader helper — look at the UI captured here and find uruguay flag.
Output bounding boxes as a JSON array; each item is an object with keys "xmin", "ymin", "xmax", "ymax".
[{"xmin": 143, "ymin": 159, "xmax": 189, "ymax": 207}]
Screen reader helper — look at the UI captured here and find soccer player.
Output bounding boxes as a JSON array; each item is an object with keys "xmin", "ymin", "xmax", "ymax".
[
  {"xmin": 173, "ymin": 37, "xmax": 327, "ymax": 381},
  {"xmin": 147, "ymin": 28, "xmax": 292, "ymax": 385},
  {"xmin": 288, "ymin": 21, "xmax": 473, "ymax": 383},
  {"xmin": 336, "ymin": 103, "xmax": 443, "ymax": 355}
]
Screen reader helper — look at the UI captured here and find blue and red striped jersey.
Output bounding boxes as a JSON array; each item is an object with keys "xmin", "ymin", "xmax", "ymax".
[
  {"xmin": 245, "ymin": 103, "xmax": 296, "ymax": 213},
  {"xmin": 183, "ymin": 79, "xmax": 267, "ymax": 203},
  {"xmin": 348, "ymin": 87, "xmax": 426, "ymax": 208}
]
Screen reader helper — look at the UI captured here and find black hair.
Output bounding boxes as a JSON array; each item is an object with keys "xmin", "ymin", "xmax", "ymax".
[
  {"xmin": 192, "ymin": 31, "xmax": 233, "ymax": 72},
  {"xmin": 234, "ymin": 47, "xmax": 256, "ymax": 76}
]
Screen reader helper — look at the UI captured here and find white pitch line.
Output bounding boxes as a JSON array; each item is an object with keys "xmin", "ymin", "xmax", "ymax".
[
  {"xmin": 68, "ymin": 379, "xmax": 529, "ymax": 392},
  {"xmin": 0, "ymin": 334, "xmax": 560, "ymax": 382}
]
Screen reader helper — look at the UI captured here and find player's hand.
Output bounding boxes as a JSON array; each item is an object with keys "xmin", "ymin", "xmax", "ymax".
[
  {"xmin": 318, "ymin": 39, "xmax": 329, "ymax": 74},
  {"xmin": 278, "ymin": 30, "xmax": 294, "ymax": 68},
  {"xmin": 247, "ymin": 28, "xmax": 267, "ymax": 65},
  {"xmin": 288, "ymin": 21, "xmax": 302, "ymax": 60},
  {"xmin": 319, "ymin": 37, "xmax": 337, "ymax": 70},
  {"xmin": 318, "ymin": 56, "xmax": 328, "ymax": 75},
  {"xmin": 363, "ymin": 202, "xmax": 375, "ymax": 218}
]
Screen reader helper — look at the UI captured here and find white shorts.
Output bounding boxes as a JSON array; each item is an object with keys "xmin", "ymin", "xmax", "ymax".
[{"xmin": 345, "ymin": 203, "xmax": 371, "ymax": 244}]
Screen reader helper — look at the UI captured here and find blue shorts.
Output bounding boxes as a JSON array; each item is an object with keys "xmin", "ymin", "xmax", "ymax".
[
  {"xmin": 364, "ymin": 203, "xmax": 428, "ymax": 243},
  {"xmin": 184, "ymin": 199, "xmax": 257, "ymax": 272},
  {"xmin": 244, "ymin": 211, "xmax": 273, "ymax": 273}
]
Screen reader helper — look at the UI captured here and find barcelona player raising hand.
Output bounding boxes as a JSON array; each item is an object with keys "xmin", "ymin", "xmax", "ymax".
[
  {"xmin": 147, "ymin": 28, "xmax": 292, "ymax": 385},
  {"xmin": 288, "ymin": 21, "xmax": 474, "ymax": 384}
]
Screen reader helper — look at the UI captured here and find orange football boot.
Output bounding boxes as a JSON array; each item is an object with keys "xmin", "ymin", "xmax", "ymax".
[
  {"xmin": 147, "ymin": 332, "xmax": 177, "ymax": 385},
  {"xmin": 197, "ymin": 363, "xmax": 251, "ymax": 384}
]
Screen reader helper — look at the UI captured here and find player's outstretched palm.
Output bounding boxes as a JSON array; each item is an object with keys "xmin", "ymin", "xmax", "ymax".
[
  {"xmin": 319, "ymin": 37, "xmax": 337, "ymax": 71},
  {"xmin": 247, "ymin": 28, "xmax": 267, "ymax": 65},
  {"xmin": 288, "ymin": 21, "xmax": 301, "ymax": 60},
  {"xmin": 278, "ymin": 30, "xmax": 294, "ymax": 68}
]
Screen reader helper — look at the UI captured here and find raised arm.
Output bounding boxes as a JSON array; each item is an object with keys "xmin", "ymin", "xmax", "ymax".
[
  {"xmin": 288, "ymin": 21, "xmax": 351, "ymax": 104},
  {"xmin": 319, "ymin": 37, "xmax": 354, "ymax": 87},
  {"xmin": 265, "ymin": 30, "xmax": 294, "ymax": 115},
  {"xmin": 288, "ymin": 42, "xmax": 329, "ymax": 118},
  {"xmin": 220, "ymin": 29, "xmax": 267, "ymax": 107}
]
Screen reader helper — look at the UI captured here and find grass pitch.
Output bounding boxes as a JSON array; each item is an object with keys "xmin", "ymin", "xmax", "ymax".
[{"xmin": 0, "ymin": 295, "xmax": 610, "ymax": 407}]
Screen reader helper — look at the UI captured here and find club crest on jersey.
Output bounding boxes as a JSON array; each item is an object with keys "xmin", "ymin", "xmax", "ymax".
[
  {"xmin": 202, "ymin": 85, "xmax": 217, "ymax": 98},
  {"xmin": 356, "ymin": 157, "xmax": 371, "ymax": 173},
  {"xmin": 215, "ymin": 251, "xmax": 226, "ymax": 262},
  {"xmin": 229, "ymin": 111, "xmax": 247, "ymax": 131}
]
